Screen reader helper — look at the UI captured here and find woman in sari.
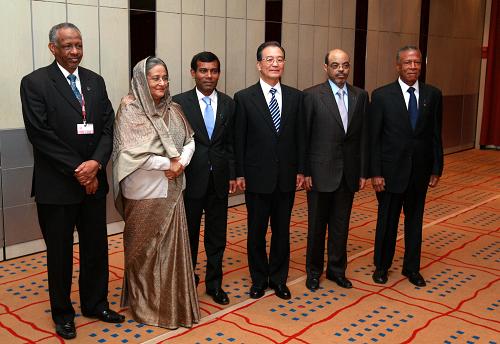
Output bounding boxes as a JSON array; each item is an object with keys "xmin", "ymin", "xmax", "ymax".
[{"xmin": 112, "ymin": 57, "xmax": 200, "ymax": 329}]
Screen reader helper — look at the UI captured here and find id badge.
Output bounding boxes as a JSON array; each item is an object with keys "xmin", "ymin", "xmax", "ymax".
[{"xmin": 77, "ymin": 123, "xmax": 94, "ymax": 135}]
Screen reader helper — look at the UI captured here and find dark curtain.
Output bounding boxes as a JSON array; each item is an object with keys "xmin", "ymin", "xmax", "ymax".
[{"xmin": 480, "ymin": 0, "xmax": 500, "ymax": 146}]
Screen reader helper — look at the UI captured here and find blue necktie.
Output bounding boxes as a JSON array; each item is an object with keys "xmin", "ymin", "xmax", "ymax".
[
  {"xmin": 67, "ymin": 74, "xmax": 82, "ymax": 104},
  {"xmin": 269, "ymin": 88, "xmax": 280, "ymax": 132},
  {"xmin": 408, "ymin": 86, "xmax": 418, "ymax": 130},
  {"xmin": 202, "ymin": 96, "xmax": 215, "ymax": 139}
]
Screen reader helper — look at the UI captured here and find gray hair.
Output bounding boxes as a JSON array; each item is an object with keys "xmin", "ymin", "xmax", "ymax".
[
  {"xmin": 396, "ymin": 45, "xmax": 420, "ymax": 62},
  {"xmin": 49, "ymin": 22, "xmax": 81, "ymax": 45},
  {"xmin": 145, "ymin": 57, "xmax": 168, "ymax": 74}
]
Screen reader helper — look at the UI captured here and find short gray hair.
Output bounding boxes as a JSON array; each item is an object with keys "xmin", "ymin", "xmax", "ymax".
[
  {"xmin": 396, "ymin": 45, "xmax": 420, "ymax": 62},
  {"xmin": 49, "ymin": 22, "xmax": 81, "ymax": 45},
  {"xmin": 145, "ymin": 57, "xmax": 168, "ymax": 74}
]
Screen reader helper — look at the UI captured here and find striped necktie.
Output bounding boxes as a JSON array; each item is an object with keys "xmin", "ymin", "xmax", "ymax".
[
  {"xmin": 67, "ymin": 74, "xmax": 82, "ymax": 104},
  {"xmin": 336, "ymin": 89, "xmax": 348, "ymax": 132},
  {"xmin": 269, "ymin": 88, "xmax": 280, "ymax": 132}
]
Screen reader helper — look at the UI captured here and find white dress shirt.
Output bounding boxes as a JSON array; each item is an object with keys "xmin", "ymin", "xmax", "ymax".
[
  {"xmin": 398, "ymin": 77, "xmax": 420, "ymax": 110},
  {"xmin": 196, "ymin": 88, "xmax": 218, "ymax": 120},
  {"xmin": 57, "ymin": 62, "xmax": 82, "ymax": 94},
  {"xmin": 260, "ymin": 79, "xmax": 282, "ymax": 113}
]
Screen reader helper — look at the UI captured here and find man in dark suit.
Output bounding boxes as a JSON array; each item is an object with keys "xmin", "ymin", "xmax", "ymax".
[
  {"xmin": 303, "ymin": 49, "xmax": 368, "ymax": 291},
  {"xmin": 370, "ymin": 46, "xmax": 443, "ymax": 287},
  {"xmin": 20, "ymin": 23, "xmax": 124, "ymax": 339},
  {"xmin": 234, "ymin": 41, "xmax": 304, "ymax": 300},
  {"xmin": 172, "ymin": 51, "xmax": 235, "ymax": 305}
]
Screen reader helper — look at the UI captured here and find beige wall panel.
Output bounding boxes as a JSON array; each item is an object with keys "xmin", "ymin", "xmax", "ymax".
[
  {"xmin": 299, "ymin": 0, "xmax": 315, "ymax": 25},
  {"xmin": 68, "ymin": 4, "xmax": 100, "ymax": 73},
  {"xmin": 447, "ymin": 39, "xmax": 467, "ymax": 95},
  {"xmin": 329, "ymin": 0, "xmax": 342, "ymax": 27},
  {"xmin": 226, "ymin": 18, "xmax": 246, "ymax": 96},
  {"xmin": 314, "ymin": 0, "xmax": 330, "ymax": 26},
  {"xmin": 365, "ymin": 30, "xmax": 379, "ymax": 95},
  {"xmin": 452, "ymin": 0, "xmax": 478, "ymax": 38},
  {"xmin": 341, "ymin": 28, "xmax": 355, "ymax": 84},
  {"xmin": 428, "ymin": 0, "xmax": 454, "ymax": 37},
  {"xmin": 32, "ymin": 1, "xmax": 66, "ymax": 69},
  {"xmin": 99, "ymin": 7, "xmax": 129, "ymax": 111},
  {"xmin": 100, "ymin": 0, "xmax": 127, "ymax": 8},
  {"xmin": 246, "ymin": 20, "xmax": 265, "ymax": 87},
  {"xmin": 379, "ymin": 0, "xmax": 401, "ymax": 32},
  {"xmin": 205, "ymin": 0, "xmax": 226, "ymax": 17},
  {"xmin": 0, "ymin": 0, "xmax": 32, "ymax": 129},
  {"xmin": 205, "ymin": 16, "xmax": 227, "ymax": 92},
  {"xmin": 181, "ymin": 15, "xmax": 205, "ymax": 91},
  {"xmin": 463, "ymin": 39, "xmax": 482, "ymax": 94},
  {"xmin": 68, "ymin": 0, "xmax": 98, "ymax": 5},
  {"xmin": 313, "ymin": 26, "xmax": 329, "ymax": 85},
  {"xmin": 157, "ymin": 0, "xmax": 181, "ymax": 13},
  {"xmin": 400, "ymin": 0, "xmax": 421, "ymax": 34},
  {"xmin": 297, "ymin": 25, "xmax": 314, "ymax": 90},
  {"xmin": 157, "ymin": 12, "xmax": 182, "ymax": 96},
  {"xmin": 182, "ymin": 0, "xmax": 204, "ymax": 15},
  {"xmin": 367, "ymin": 0, "xmax": 380, "ymax": 30},
  {"xmin": 342, "ymin": 0, "xmax": 356, "ymax": 29},
  {"xmin": 376, "ymin": 32, "xmax": 400, "ymax": 87},
  {"xmin": 247, "ymin": 0, "xmax": 265, "ymax": 20},
  {"xmin": 282, "ymin": 0, "xmax": 299, "ymax": 23},
  {"xmin": 426, "ymin": 36, "xmax": 453, "ymax": 94},
  {"xmin": 227, "ymin": 0, "xmax": 246, "ymax": 18},
  {"xmin": 281, "ymin": 23, "xmax": 299, "ymax": 87},
  {"xmin": 399, "ymin": 33, "xmax": 419, "ymax": 48},
  {"xmin": 328, "ymin": 27, "xmax": 342, "ymax": 51}
]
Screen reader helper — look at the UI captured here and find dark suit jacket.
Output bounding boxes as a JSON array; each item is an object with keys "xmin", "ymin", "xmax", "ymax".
[
  {"xmin": 369, "ymin": 80, "xmax": 443, "ymax": 193},
  {"xmin": 234, "ymin": 82, "xmax": 305, "ymax": 194},
  {"xmin": 304, "ymin": 81, "xmax": 368, "ymax": 193},
  {"xmin": 172, "ymin": 88, "xmax": 235, "ymax": 199},
  {"xmin": 20, "ymin": 61, "xmax": 114, "ymax": 204}
]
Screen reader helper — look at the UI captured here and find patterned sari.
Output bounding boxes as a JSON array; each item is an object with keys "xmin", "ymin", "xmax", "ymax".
[{"xmin": 112, "ymin": 58, "xmax": 199, "ymax": 329}]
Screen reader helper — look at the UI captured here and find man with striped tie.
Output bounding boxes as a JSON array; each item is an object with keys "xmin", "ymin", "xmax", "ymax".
[{"xmin": 234, "ymin": 41, "xmax": 305, "ymax": 300}]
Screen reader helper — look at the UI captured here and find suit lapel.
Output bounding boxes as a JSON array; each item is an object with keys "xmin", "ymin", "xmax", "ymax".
[
  {"xmin": 80, "ymin": 68, "xmax": 94, "ymax": 122},
  {"xmin": 48, "ymin": 61, "xmax": 82, "ymax": 115},
  {"xmin": 211, "ymin": 90, "xmax": 227, "ymax": 141},
  {"xmin": 186, "ymin": 88, "xmax": 211, "ymax": 144},
  {"xmin": 279, "ymin": 85, "xmax": 291, "ymax": 132},
  {"xmin": 249, "ymin": 82, "xmax": 278, "ymax": 135},
  {"xmin": 389, "ymin": 81, "xmax": 413, "ymax": 131},
  {"xmin": 319, "ymin": 82, "xmax": 345, "ymax": 133},
  {"xmin": 415, "ymin": 82, "xmax": 428, "ymax": 133},
  {"xmin": 346, "ymin": 84, "xmax": 358, "ymax": 132}
]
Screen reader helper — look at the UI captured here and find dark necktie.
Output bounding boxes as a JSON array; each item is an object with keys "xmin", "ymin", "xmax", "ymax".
[
  {"xmin": 408, "ymin": 86, "xmax": 418, "ymax": 129},
  {"xmin": 269, "ymin": 88, "xmax": 280, "ymax": 132},
  {"xmin": 67, "ymin": 74, "xmax": 82, "ymax": 104}
]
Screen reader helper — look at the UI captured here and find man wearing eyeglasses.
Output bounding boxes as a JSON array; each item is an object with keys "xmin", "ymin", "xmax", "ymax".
[
  {"xmin": 172, "ymin": 51, "xmax": 236, "ymax": 306},
  {"xmin": 234, "ymin": 41, "xmax": 305, "ymax": 300},
  {"xmin": 303, "ymin": 49, "xmax": 369, "ymax": 291}
]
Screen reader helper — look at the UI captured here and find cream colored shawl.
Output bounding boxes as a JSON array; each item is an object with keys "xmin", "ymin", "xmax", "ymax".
[{"xmin": 112, "ymin": 57, "xmax": 188, "ymax": 215}]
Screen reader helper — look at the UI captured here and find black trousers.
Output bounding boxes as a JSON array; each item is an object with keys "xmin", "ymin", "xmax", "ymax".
[
  {"xmin": 37, "ymin": 197, "xmax": 109, "ymax": 324},
  {"xmin": 184, "ymin": 173, "xmax": 228, "ymax": 291},
  {"xmin": 245, "ymin": 188, "xmax": 295, "ymax": 288},
  {"xmin": 373, "ymin": 181, "xmax": 428, "ymax": 273},
  {"xmin": 306, "ymin": 177, "xmax": 354, "ymax": 279}
]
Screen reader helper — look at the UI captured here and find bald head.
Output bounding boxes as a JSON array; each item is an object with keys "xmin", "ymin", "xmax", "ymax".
[{"xmin": 324, "ymin": 49, "xmax": 351, "ymax": 87}]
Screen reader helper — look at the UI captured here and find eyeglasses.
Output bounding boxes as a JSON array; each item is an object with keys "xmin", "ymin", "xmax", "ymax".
[
  {"xmin": 148, "ymin": 76, "xmax": 169, "ymax": 84},
  {"xmin": 261, "ymin": 56, "xmax": 285, "ymax": 65},
  {"xmin": 328, "ymin": 62, "xmax": 350, "ymax": 70}
]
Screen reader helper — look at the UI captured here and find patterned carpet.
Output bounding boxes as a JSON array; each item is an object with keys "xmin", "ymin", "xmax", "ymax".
[{"xmin": 0, "ymin": 149, "xmax": 499, "ymax": 343}]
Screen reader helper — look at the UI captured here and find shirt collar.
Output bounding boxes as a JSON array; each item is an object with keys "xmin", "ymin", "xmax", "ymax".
[
  {"xmin": 398, "ymin": 77, "xmax": 419, "ymax": 94},
  {"xmin": 196, "ymin": 88, "xmax": 217, "ymax": 102},
  {"xmin": 328, "ymin": 79, "xmax": 348, "ymax": 96},
  {"xmin": 57, "ymin": 62, "xmax": 80, "ymax": 81},
  {"xmin": 260, "ymin": 78, "xmax": 281, "ymax": 95}
]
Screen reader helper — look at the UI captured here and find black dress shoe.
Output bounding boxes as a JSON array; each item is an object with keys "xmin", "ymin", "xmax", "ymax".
[
  {"xmin": 207, "ymin": 288, "xmax": 230, "ymax": 305},
  {"xmin": 372, "ymin": 269, "xmax": 388, "ymax": 284},
  {"xmin": 55, "ymin": 321, "xmax": 76, "ymax": 339},
  {"xmin": 89, "ymin": 309, "xmax": 125, "ymax": 323},
  {"xmin": 327, "ymin": 275, "xmax": 353, "ymax": 289},
  {"xmin": 269, "ymin": 282, "xmax": 291, "ymax": 300},
  {"xmin": 306, "ymin": 277, "xmax": 320, "ymax": 290},
  {"xmin": 402, "ymin": 271, "xmax": 426, "ymax": 287},
  {"xmin": 249, "ymin": 285, "xmax": 266, "ymax": 299}
]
